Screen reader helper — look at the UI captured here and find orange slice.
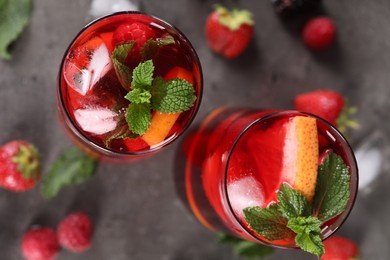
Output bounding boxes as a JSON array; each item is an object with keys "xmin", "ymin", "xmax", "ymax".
[{"xmin": 283, "ymin": 116, "xmax": 319, "ymax": 203}]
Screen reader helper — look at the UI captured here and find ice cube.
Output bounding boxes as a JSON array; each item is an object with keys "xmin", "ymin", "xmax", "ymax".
[
  {"xmin": 227, "ymin": 176, "xmax": 265, "ymax": 219},
  {"xmin": 74, "ymin": 107, "xmax": 118, "ymax": 135},
  {"xmin": 89, "ymin": 0, "xmax": 140, "ymax": 19},
  {"xmin": 64, "ymin": 41, "xmax": 112, "ymax": 96}
]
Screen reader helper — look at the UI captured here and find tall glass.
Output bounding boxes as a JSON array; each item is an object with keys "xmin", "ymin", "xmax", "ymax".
[
  {"xmin": 184, "ymin": 107, "xmax": 358, "ymax": 248},
  {"xmin": 57, "ymin": 12, "xmax": 202, "ymax": 162}
]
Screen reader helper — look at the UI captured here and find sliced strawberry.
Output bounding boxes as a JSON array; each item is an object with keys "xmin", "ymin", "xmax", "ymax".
[
  {"xmin": 321, "ymin": 235, "xmax": 359, "ymax": 260},
  {"xmin": 205, "ymin": 5, "xmax": 254, "ymax": 59},
  {"xmin": 111, "ymin": 22, "xmax": 156, "ymax": 62}
]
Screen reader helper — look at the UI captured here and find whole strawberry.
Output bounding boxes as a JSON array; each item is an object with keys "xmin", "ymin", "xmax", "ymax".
[
  {"xmin": 302, "ymin": 16, "xmax": 336, "ymax": 49},
  {"xmin": 294, "ymin": 89, "xmax": 358, "ymax": 134},
  {"xmin": 57, "ymin": 212, "xmax": 93, "ymax": 253},
  {"xmin": 205, "ymin": 5, "xmax": 254, "ymax": 59},
  {"xmin": 21, "ymin": 227, "xmax": 59, "ymax": 260},
  {"xmin": 321, "ymin": 235, "xmax": 359, "ymax": 260},
  {"xmin": 0, "ymin": 140, "xmax": 41, "ymax": 192}
]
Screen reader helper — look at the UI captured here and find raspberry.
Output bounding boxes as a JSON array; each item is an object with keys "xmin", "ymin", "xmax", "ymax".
[
  {"xmin": 57, "ymin": 212, "xmax": 93, "ymax": 253},
  {"xmin": 302, "ymin": 16, "xmax": 336, "ymax": 49},
  {"xmin": 21, "ymin": 227, "xmax": 59, "ymax": 260}
]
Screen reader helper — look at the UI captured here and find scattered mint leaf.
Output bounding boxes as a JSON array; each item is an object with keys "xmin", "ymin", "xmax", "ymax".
[
  {"xmin": 131, "ymin": 59, "xmax": 154, "ymax": 89},
  {"xmin": 111, "ymin": 42, "xmax": 134, "ymax": 90},
  {"xmin": 0, "ymin": 0, "xmax": 32, "ymax": 60},
  {"xmin": 243, "ymin": 204, "xmax": 295, "ymax": 241},
  {"xmin": 125, "ymin": 88, "xmax": 152, "ymax": 104},
  {"xmin": 151, "ymin": 77, "xmax": 196, "ymax": 113},
  {"xmin": 217, "ymin": 233, "xmax": 274, "ymax": 259},
  {"xmin": 313, "ymin": 152, "xmax": 351, "ymax": 222},
  {"xmin": 125, "ymin": 102, "xmax": 151, "ymax": 135},
  {"xmin": 277, "ymin": 184, "xmax": 311, "ymax": 219},
  {"xmin": 141, "ymin": 34, "xmax": 175, "ymax": 60},
  {"xmin": 287, "ymin": 216, "xmax": 324, "ymax": 257},
  {"xmin": 40, "ymin": 147, "xmax": 97, "ymax": 199}
]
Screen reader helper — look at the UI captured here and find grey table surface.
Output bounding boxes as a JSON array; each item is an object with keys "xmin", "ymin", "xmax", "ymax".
[{"xmin": 1, "ymin": 0, "xmax": 390, "ymax": 259}]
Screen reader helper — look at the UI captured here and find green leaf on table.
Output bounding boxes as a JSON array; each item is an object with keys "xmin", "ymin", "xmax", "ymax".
[
  {"xmin": 287, "ymin": 216, "xmax": 324, "ymax": 257},
  {"xmin": 125, "ymin": 102, "xmax": 151, "ymax": 135},
  {"xmin": 217, "ymin": 233, "xmax": 274, "ymax": 259},
  {"xmin": 312, "ymin": 152, "xmax": 351, "ymax": 222},
  {"xmin": 40, "ymin": 147, "xmax": 98, "ymax": 199},
  {"xmin": 0, "ymin": 0, "xmax": 32, "ymax": 60},
  {"xmin": 150, "ymin": 76, "xmax": 196, "ymax": 113},
  {"xmin": 243, "ymin": 204, "xmax": 295, "ymax": 241}
]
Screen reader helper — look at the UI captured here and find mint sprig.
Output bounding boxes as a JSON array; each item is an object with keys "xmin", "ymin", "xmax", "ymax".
[
  {"xmin": 40, "ymin": 147, "xmax": 98, "ymax": 199},
  {"xmin": 141, "ymin": 34, "xmax": 175, "ymax": 60},
  {"xmin": 111, "ymin": 41, "xmax": 134, "ymax": 90},
  {"xmin": 313, "ymin": 152, "xmax": 351, "ymax": 222},
  {"xmin": 243, "ymin": 152, "xmax": 351, "ymax": 257}
]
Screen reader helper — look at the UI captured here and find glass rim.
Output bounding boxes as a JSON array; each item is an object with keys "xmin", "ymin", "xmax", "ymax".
[
  {"xmin": 57, "ymin": 11, "xmax": 203, "ymax": 157},
  {"xmin": 223, "ymin": 110, "xmax": 359, "ymax": 248}
]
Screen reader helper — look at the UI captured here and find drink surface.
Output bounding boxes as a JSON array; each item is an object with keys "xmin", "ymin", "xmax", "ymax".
[
  {"xmin": 185, "ymin": 107, "xmax": 357, "ymax": 247},
  {"xmin": 58, "ymin": 12, "xmax": 202, "ymax": 155}
]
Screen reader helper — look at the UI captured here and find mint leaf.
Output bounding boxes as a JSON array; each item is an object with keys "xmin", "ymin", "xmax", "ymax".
[
  {"xmin": 112, "ymin": 42, "xmax": 134, "ymax": 90},
  {"xmin": 125, "ymin": 88, "xmax": 152, "ymax": 104},
  {"xmin": 287, "ymin": 216, "xmax": 324, "ymax": 257},
  {"xmin": 151, "ymin": 77, "xmax": 196, "ymax": 113},
  {"xmin": 126, "ymin": 103, "xmax": 151, "ymax": 135},
  {"xmin": 132, "ymin": 59, "xmax": 154, "ymax": 89},
  {"xmin": 277, "ymin": 184, "xmax": 311, "ymax": 219},
  {"xmin": 244, "ymin": 204, "xmax": 295, "ymax": 241},
  {"xmin": 141, "ymin": 34, "xmax": 175, "ymax": 60},
  {"xmin": 40, "ymin": 147, "xmax": 97, "ymax": 199},
  {"xmin": 313, "ymin": 152, "xmax": 351, "ymax": 222},
  {"xmin": 0, "ymin": 0, "xmax": 32, "ymax": 60},
  {"xmin": 102, "ymin": 116, "xmax": 138, "ymax": 147},
  {"xmin": 218, "ymin": 233, "xmax": 274, "ymax": 259}
]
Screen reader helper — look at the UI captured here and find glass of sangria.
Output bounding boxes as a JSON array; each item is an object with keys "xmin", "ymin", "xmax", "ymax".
[
  {"xmin": 57, "ymin": 11, "xmax": 202, "ymax": 161},
  {"xmin": 183, "ymin": 107, "xmax": 358, "ymax": 257}
]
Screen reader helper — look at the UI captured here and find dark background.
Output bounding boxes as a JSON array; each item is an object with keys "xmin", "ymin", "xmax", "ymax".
[{"xmin": 1, "ymin": 0, "xmax": 390, "ymax": 259}]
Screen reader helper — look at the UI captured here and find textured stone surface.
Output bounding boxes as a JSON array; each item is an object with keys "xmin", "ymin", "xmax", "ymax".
[{"xmin": 1, "ymin": 0, "xmax": 390, "ymax": 259}]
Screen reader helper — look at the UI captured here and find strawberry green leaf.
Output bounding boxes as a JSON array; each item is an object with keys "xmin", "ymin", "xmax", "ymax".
[
  {"xmin": 11, "ymin": 143, "xmax": 41, "ymax": 180},
  {"xmin": 217, "ymin": 233, "xmax": 274, "ymax": 259},
  {"xmin": 150, "ymin": 77, "xmax": 196, "ymax": 113},
  {"xmin": 0, "ymin": 0, "xmax": 32, "ymax": 60},
  {"xmin": 277, "ymin": 184, "xmax": 311, "ymax": 219},
  {"xmin": 215, "ymin": 5, "xmax": 254, "ymax": 31},
  {"xmin": 287, "ymin": 216, "xmax": 324, "ymax": 257},
  {"xmin": 243, "ymin": 204, "xmax": 295, "ymax": 241},
  {"xmin": 313, "ymin": 152, "xmax": 351, "ymax": 222},
  {"xmin": 131, "ymin": 59, "xmax": 154, "ymax": 89},
  {"xmin": 40, "ymin": 147, "xmax": 97, "ymax": 199},
  {"xmin": 125, "ymin": 102, "xmax": 151, "ymax": 135},
  {"xmin": 141, "ymin": 34, "xmax": 175, "ymax": 60},
  {"xmin": 111, "ymin": 42, "xmax": 134, "ymax": 90}
]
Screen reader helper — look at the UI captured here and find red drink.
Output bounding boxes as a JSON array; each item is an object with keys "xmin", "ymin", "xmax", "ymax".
[
  {"xmin": 58, "ymin": 12, "xmax": 202, "ymax": 161},
  {"xmin": 185, "ymin": 107, "xmax": 358, "ymax": 249}
]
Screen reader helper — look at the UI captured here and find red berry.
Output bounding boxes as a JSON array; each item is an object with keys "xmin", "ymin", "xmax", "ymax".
[
  {"xmin": 57, "ymin": 212, "xmax": 93, "ymax": 253},
  {"xmin": 294, "ymin": 89, "xmax": 345, "ymax": 126},
  {"xmin": 111, "ymin": 22, "xmax": 156, "ymax": 62},
  {"xmin": 321, "ymin": 235, "xmax": 359, "ymax": 260},
  {"xmin": 302, "ymin": 16, "xmax": 336, "ymax": 49},
  {"xmin": 205, "ymin": 5, "xmax": 254, "ymax": 59},
  {"xmin": 0, "ymin": 140, "xmax": 41, "ymax": 192},
  {"xmin": 21, "ymin": 227, "xmax": 59, "ymax": 260}
]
